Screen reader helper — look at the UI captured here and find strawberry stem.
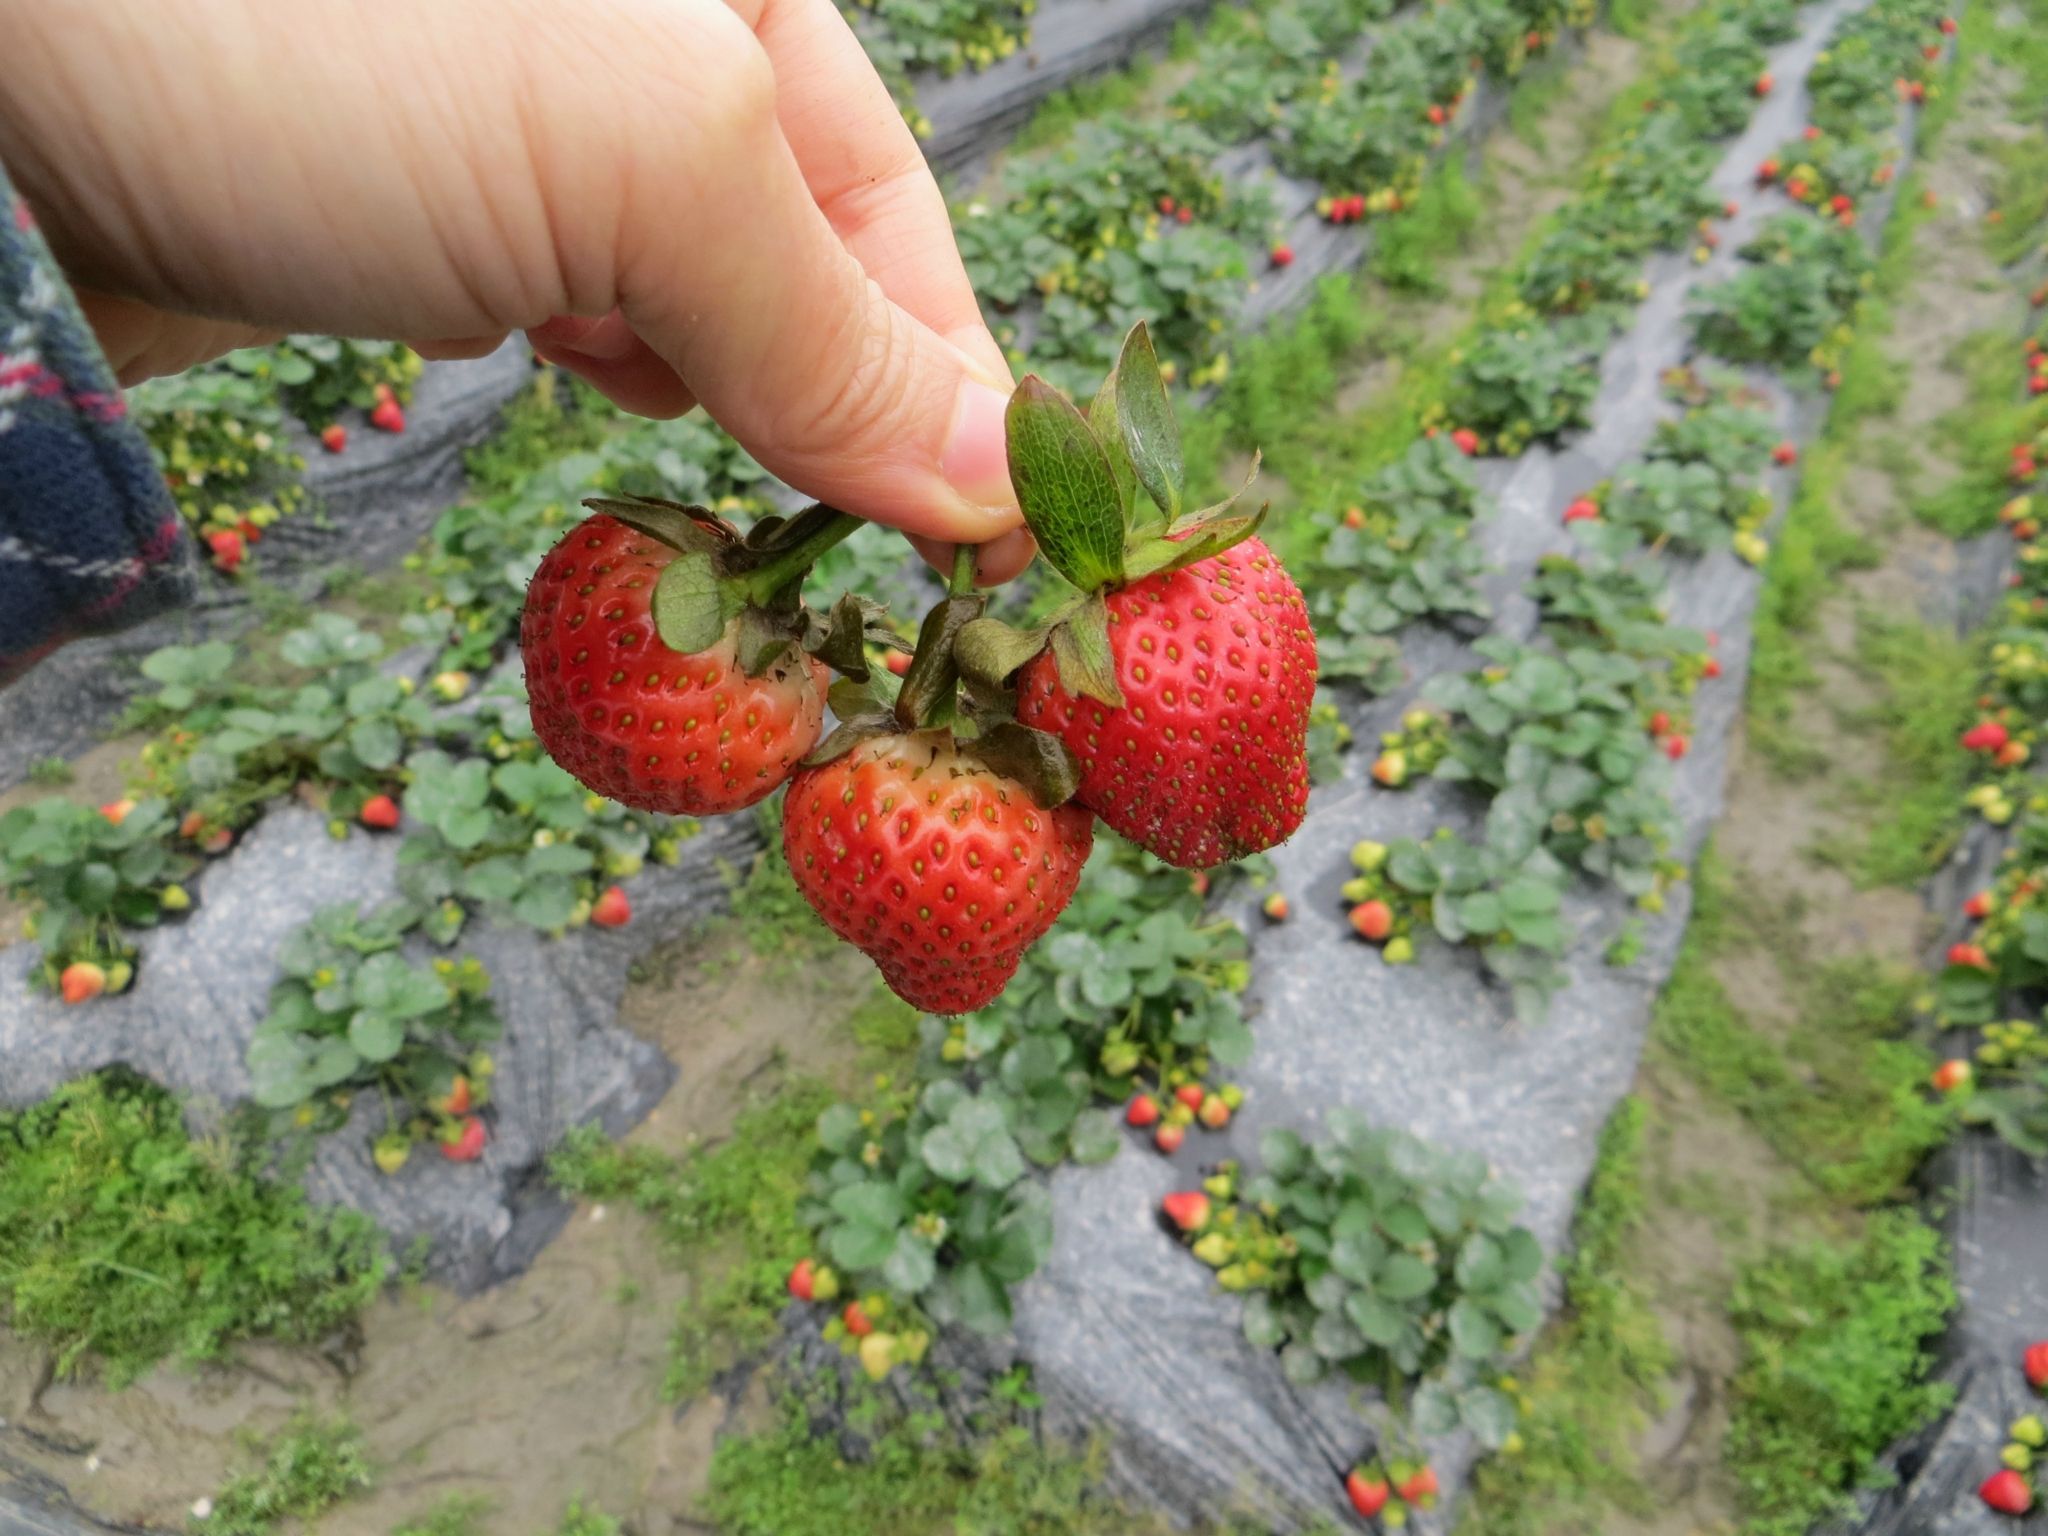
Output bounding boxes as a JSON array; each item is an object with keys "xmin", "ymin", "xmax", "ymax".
[
  {"xmin": 737, "ymin": 506, "xmax": 864, "ymax": 601},
  {"xmin": 949, "ymin": 542, "xmax": 978, "ymax": 596}
]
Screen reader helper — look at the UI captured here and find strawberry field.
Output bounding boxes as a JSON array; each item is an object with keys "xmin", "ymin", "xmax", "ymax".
[{"xmin": 5, "ymin": 0, "xmax": 2048, "ymax": 1532}]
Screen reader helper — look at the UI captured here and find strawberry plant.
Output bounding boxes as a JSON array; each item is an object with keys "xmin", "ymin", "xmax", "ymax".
[
  {"xmin": 1691, "ymin": 215, "xmax": 1873, "ymax": 375},
  {"xmin": 1183, "ymin": 1113, "xmax": 1540, "ymax": 1447},
  {"xmin": 246, "ymin": 901, "xmax": 501, "ymax": 1148},
  {"xmin": 1440, "ymin": 317, "xmax": 1602, "ymax": 451},
  {"xmin": 131, "ymin": 366, "xmax": 305, "ymax": 555},
  {"xmin": 223, "ymin": 337, "xmax": 422, "ymax": 428},
  {"xmin": 0, "ymin": 797, "xmax": 194, "ymax": 991}
]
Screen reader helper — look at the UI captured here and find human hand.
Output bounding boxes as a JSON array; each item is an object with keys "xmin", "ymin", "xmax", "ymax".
[{"xmin": 0, "ymin": 0, "xmax": 1033, "ymax": 580}]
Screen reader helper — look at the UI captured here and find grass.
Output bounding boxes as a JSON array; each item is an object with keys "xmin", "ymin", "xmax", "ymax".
[
  {"xmin": 193, "ymin": 1413, "xmax": 372, "ymax": 1536},
  {"xmin": 1915, "ymin": 327, "xmax": 2048, "ymax": 537},
  {"xmin": 0, "ymin": 1072, "xmax": 390, "ymax": 1385},
  {"xmin": 1373, "ymin": 158, "xmax": 1484, "ymax": 293},
  {"xmin": 547, "ymin": 1082, "xmax": 836, "ymax": 1398},
  {"xmin": 1458, "ymin": 1098, "xmax": 1671, "ymax": 1535},
  {"xmin": 1725, "ymin": 1211, "xmax": 1955, "ymax": 1536},
  {"xmin": 393, "ymin": 1494, "xmax": 623, "ymax": 1536}
]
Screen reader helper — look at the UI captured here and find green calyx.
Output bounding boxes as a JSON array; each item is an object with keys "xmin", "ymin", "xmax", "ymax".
[
  {"xmin": 588, "ymin": 495, "xmax": 867, "ymax": 675},
  {"xmin": 974, "ymin": 322, "xmax": 1268, "ymax": 707},
  {"xmin": 804, "ymin": 544, "xmax": 1081, "ymax": 810}
]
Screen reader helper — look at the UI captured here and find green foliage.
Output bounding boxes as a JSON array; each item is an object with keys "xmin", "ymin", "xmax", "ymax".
[
  {"xmin": 1442, "ymin": 322, "xmax": 1601, "ymax": 449},
  {"xmin": 393, "ymin": 1494, "xmax": 495, "ymax": 1536},
  {"xmin": 1226, "ymin": 1114, "xmax": 1540, "ymax": 1446},
  {"xmin": 26, "ymin": 755, "xmax": 75, "ymax": 786},
  {"xmin": 1726, "ymin": 1212, "xmax": 1955, "ymax": 1536},
  {"xmin": 194, "ymin": 1414, "xmax": 372, "ymax": 1536},
  {"xmin": 0, "ymin": 795, "xmax": 195, "ymax": 981},
  {"xmin": 1690, "ymin": 215, "xmax": 1873, "ymax": 377},
  {"xmin": 1372, "ymin": 160, "xmax": 1483, "ymax": 294},
  {"xmin": 223, "ymin": 337, "xmax": 421, "ymax": 427},
  {"xmin": 131, "ymin": 367, "xmax": 306, "ymax": 546},
  {"xmin": 0, "ymin": 1073, "xmax": 388, "ymax": 1383}
]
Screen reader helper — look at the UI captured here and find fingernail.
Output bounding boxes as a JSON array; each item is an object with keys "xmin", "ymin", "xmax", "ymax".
[{"xmin": 940, "ymin": 381, "xmax": 1018, "ymax": 515}]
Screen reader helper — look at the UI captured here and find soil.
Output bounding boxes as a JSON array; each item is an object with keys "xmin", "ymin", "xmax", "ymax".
[{"xmin": 0, "ymin": 923, "xmax": 875, "ymax": 1534}]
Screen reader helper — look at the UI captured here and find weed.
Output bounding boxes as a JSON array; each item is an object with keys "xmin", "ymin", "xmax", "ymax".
[
  {"xmin": 1373, "ymin": 160, "xmax": 1484, "ymax": 293},
  {"xmin": 24, "ymin": 756, "xmax": 73, "ymax": 786},
  {"xmin": 194, "ymin": 1413, "xmax": 372, "ymax": 1536}
]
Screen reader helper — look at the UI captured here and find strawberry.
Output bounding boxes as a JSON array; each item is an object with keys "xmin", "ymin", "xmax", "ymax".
[
  {"xmin": 1664, "ymin": 734, "xmax": 1689, "ymax": 760},
  {"xmin": 885, "ymin": 650, "xmax": 913, "ymax": 676},
  {"xmin": 1396, "ymin": 1465, "xmax": 1439, "ymax": 1503},
  {"xmin": 591, "ymin": 884, "xmax": 633, "ymax": 928},
  {"xmin": 1963, "ymin": 720, "xmax": 2012, "ymax": 753},
  {"xmin": 1350, "ymin": 899, "xmax": 1393, "ymax": 942},
  {"xmin": 1345, "ymin": 1470, "xmax": 1390, "ymax": 1518},
  {"xmin": 1965, "ymin": 891, "xmax": 1994, "ymax": 920},
  {"xmin": 1174, "ymin": 1084, "xmax": 1207, "ymax": 1112},
  {"xmin": 1803, "ymin": 124, "xmax": 1823, "ymax": 140},
  {"xmin": 787, "ymin": 1257, "xmax": 822, "ymax": 1302},
  {"xmin": 1427, "ymin": 102, "xmax": 1448, "ymax": 125},
  {"xmin": 1702, "ymin": 656, "xmax": 1722, "ymax": 679},
  {"xmin": 59, "ymin": 962, "xmax": 107, "ymax": 1005},
  {"xmin": 1158, "ymin": 196, "xmax": 1176, "ymax": 215},
  {"xmin": 1649, "ymin": 711, "xmax": 1672, "ymax": 737},
  {"xmin": 372, "ymin": 1134, "xmax": 411, "ymax": 1175},
  {"xmin": 1948, "ymin": 942, "xmax": 1992, "ymax": 971},
  {"xmin": 522, "ymin": 508, "xmax": 842, "ymax": 816},
  {"xmin": 1757, "ymin": 157, "xmax": 1781, "ymax": 182},
  {"xmin": 1270, "ymin": 244, "xmax": 1295, "ymax": 268},
  {"xmin": 782, "ymin": 734, "xmax": 1093, "ymax": 1013},
  {"xmin": 1940, "ymin": 14, "xmax": 1956, "ymax": 30},
  {"xmin": 858, "ymin": 1332, "xmax": 898, "ymax": 1381},
  {"xmin": 369, "ymin": 398, "xmax": 406, "ymax": 433},
  {"xmin": 1126, "ymin": 1094, "xmax": 1161, "ymax": 1128},
  {"xmin": 1754, "ymin": 70, "xmax": 1773, "ymax": 95},
  {"xmin": 1372, "ymin": 751, "xmax": 1407, "ymax": 787},
  {"xmin": 1176, "ymin": 206, "xmax": 1193, "ymax": 225},
  {"xmin": 1161, "ymin": 1191, "xmax": 1211, "ymax": 1231},
  {"xmin": 1563, "ymin": 497, "xmax": 1600, "ymax": 523},
  {"xmin": 1981, "ymin": 1469, "xmax": 2034, "ymax": 1515},
  {"xmin": 1197, "ymin": 1093, "xmax": 1231, "ymax": 1130},
  {"xmin": 1786, "ymin": 177, "xmax": 1810, "ymax": 201},
  {"xmin": 1263, "ymin": 891, "xmax": 1290, "ymax": 921},
  {"xmin": 99, "ymin": 798, "xmax": 135, "ymax": 825},
  {"xmin": 1154, "ymin": 1122, "xmax": 1187, "ymax": 1155},
  {"xmin": 207, "ymin": 528, "xmax": 244, "ymax": 573},
  {"xmin": 434, "ymin": 1075, "xmax": 473, "ymax": 1116},
  {"xmin": 439, "ymin": 1115, "xmax": 487, "ymax": 1162},
  {"xmin": 1451, "ymin": 427, "xmax": 1481, "ymax": 456},
  {"xmin": 1724, "ymin": 199, "xmax": 1740, "ymax": 217},
  {"xmin": 2026, "ymin": 1341, "xmax": 2048, "ymax": 1390},
  {"xmin": 1931, "ymin": 1059, "xmax": 1972, "ymax": 1093},
  {"xmin": 842, "ymin": 1301, "xmax": 875, "ymax": 1338},
  {"xmin": 1772, "ymin": 442, "xmax": 1799, "ymax": 466},
  {"xmin": 359, "ymin": 793, "xmax": 401, "ymax": 830},
  {"xmin": 1830, "ymin": 194, "xmax": 1854, "ymax": 216},
  {"xmin": 1014, "ymin": 534, "xmax": 1315, "ymax": 868},
  {"xmin": 319, "ymin": 423, "xmax": 348, "ymax": 454}
]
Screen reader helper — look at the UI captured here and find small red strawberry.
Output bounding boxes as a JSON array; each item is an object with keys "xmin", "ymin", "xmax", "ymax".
[
  {"xmin": 1803, "ymin": 124, "xmax": 1823, "ymax": 141},
  {"xmin": 1772, "ymin": 441, "xmax": 1799, "ymax": 466},
  {"xmin": 1161, "ymin": 1191, "xmax": 1211, "ymax": 1231},
  {"xmin": 1724, "ymin": 199, "xmax": 1740, "ymax": 217},
  {"xmin": 1270, "ymin": 244, "xmax": 1295, "ymax": 268},
  {"xmin": 1154, "ymin": 1122, "xmax": 1187, "ymax": 1155},
  {"xmin": 1350, "ymin": 899, "xmax": 1393, "ymax": 942},
  {"xmin": 319, "ymin": 423, "xmax": 348, "ymax": 454},
  {"xmin": 522, "ymin": 509, "xmax": 840, "ymax": 815},
  {"xmin": 1427, "ymin": 102, "xmax": 1448, "ymax": 125},
  {"xmin": 842, "ymin": 1301, "xmax": 875, "ymax": 1338},
  {"xmin": 1563, "ymin": 497, "xmax": 1600, "ymax": 523},
  {"xmin": 787, "ymin": 1257, "xmax": 839, "ymax": 1302},
  {"xmin": 1649, "ymin": 711, "xmax": 1671, "ymax": 737},
  {"xmin": 369, "ymin": 397, "xmax": 406, "ymax": 434},
  {"xmin": 434, "ymin": 1075, "xmax": 473, "ymax": 1116},
  {"xmin": 1126, "ymin": 1094, "xmax": 1161, "ymax": 1128},
  {"xmin": 884, "ymin": 650, "xmax": 913, "ymax": 676},
  {"xmin": 1158, "ymin": 196, "xmax": 1176, "ymax": 215},
  {"xmin": 1787, "ymin": 176, "xmax": 1810, "ymax": 201},
  {"xmin": 1197, "ymin": 1093, "xmax": 1231, "ymax": 1130},
  {"xmin": 782, "ymin": 734, "xmax": 1093, "ymax": 1013},
  {"xmin": 1757, "ymin": 157, "xmax": 1781, "ymax": 182},
  {"xmin": 1940, "ymin": 14, "xmax": 1956, "ymax": 31},
  {"xmin": 1981, "ymin": 1469, "xmax": 2034, "ymax": 1515},
  {"xmin": 1948, "ymin": 942, "xmax": 1992, "ymax": 971},
  {"xmin": 1345, "ymin": 1469, "xmax": 1390, "ymax": 1518},
  {"xmin": 439, "ymin": 1115, "xmax": 487, "ymax": 1162},
  {"xmin": 99, "ymin": 798, "xmax": 135, "ymax": 825},
  {"xmin": 591, "ymin": 884, "xmax": 633, "ymax": 928},
  {"xmin": 1664, "ymin": 734, "xmax": 1689, "ymax": 760},
  {"xmin": 1754, "ymin": 70, "xmax": 1773, "ymax": 95},
  {"xmin": 1702, "ymin": 656, "xmax": 1722, "ymax": 679},
  {"xmin": 207, "ymin": 528, "xmax": 245, "ymax": 573},
  {"xmin": 359, "ymin": 793, "xmax": 401, "ymax": 830},
  {"xmin": 1398, "ymin": 1465, "xmax": 1440, "ymax": 1504},
  {"xmin": 1176, "ymin": 205, "xmax": 1193, "ymax": 224},
  {"xmin": 1830, "ymin": 194, "xmax": 1853, "ymax": 216},
  {"xmin": 1174, "ymin": 1084, "xmax": 1207, "ymax": 1112},
  {"xmin": 59, "ymin": 962, "xmax": 107, "ymax": 1005},
  {"xmin": 1965, "ymin": 891, "xmax": 1994, "ymax": 919},
  {"xmin": 1931, "ymin": 1059, "xmax": 1973, "ymax": 1093},
  {"xmin": 2025, "ymin": 1340, "xmax": 2048, "ymax": 1390},
  {"xmin": 1963, "ymin": 720, "xmax": 2011, "ymax": 753},
  {"xmin": 1263, "ymin": 891, "xmax": 1290, "ymax": 922},
  {"xmin": 1451, "ymin": 427, "xmax": 1481, "ymax": 456}
]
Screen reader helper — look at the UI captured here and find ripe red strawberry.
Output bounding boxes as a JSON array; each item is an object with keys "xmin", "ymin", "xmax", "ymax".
[
  {"xmin": 1017, "ymin": 537, "xmax": 1315, "ymax": 868},
  {"xmin": 522, "ymin": 514, "xmax": 830, "ymax": 815},
  {"xmin": 1724, "ymin": 199, "xmax": 1740, "ymax": 217},
  {"xmin": 99, "ymin": 799, "xmax": 135, "ymax": 825},
  {"xmin": 1158, "ymin": 196, "xmax": 1176, "ymax": 215},
  {"xmin": 1754, "ymin": 70, "xmax": 1773, "ymax": 94},
  {"xmin": 59, "ymin": 962, "xmax": 107, "ymax": 1005},
  {"xmin": 591, "ymin": 884, "xmax": 633, "ymax": 928},
  {"xmin": 1803, "ymin": 124, "xmax": 1823, "ymax": 141},
  {"xmin": 1948, "ymin": 942, "xmax": 1991, "ymax": 971},
  {"xmin": 1427, "ymin": 102, "xmax": 1448, "ymax": 125},
  {"xmin": 1664, "ymin": 734, "xmax": 1690, "ymax": 760},
  {"xmin": 1270, "ymin": 244, "xmax": 1295, "ymax": 268},
  {"xmin": 1563, "ymin": 497, "xmax": 1600, "ymax": 523},
  {"xmin": 1772, "ymin": 441, "xmax": 1799, "ymax": 466},
  {"xmin": 1965, "ymin": 891, "xmax": 1994, "ymax": 919},
  {"xmin": 1963, "ymin": 720, "xmax": 2011, "ymax": 753},
  {"xmin": 2025, "ymin": 1340, "xmax": 2048, "ymax": 1390},
  {"xmin": 1161, "ymin": 1191, "xmax": 1210, "ymax": 1231},
  {"xmin": 1263, "ymin": 891, "xmax": 1290, "ymax": 921},
  {"xmin": 434, "ymin": 1075, "xmax": 473, "ymax": 1116},
  {"xmin": 1702, "ymin": 656, "xmax": 1722, "ymax": 679},
  {"xmin": 1126, "ymin": 1094, "xmax": 1161, "ymax": 1128},
  {"xmin": 207, "ymin": 528, "xmax": 244, "ymax": 573},
  {"xmin": 788, "ymin": 1257, "xmax": 842, "ymax": 1302},
  {"xmin": 1931, "ymin": 1059, "xmax": 1973, "ymax": 1093},
  {"xmin": 1174, "ymin": 1084, "xmax": 1207, "ymax": 1112},
  {"xmin": 1981, "ymin": 1469, "xmax": 2034, "ymax": 1515},
  {"xmin": 1786, "ymin": 177, "xmax": 1810, "ymax": 201},
  {"xmin": 1451, "ymin": 427, "xmax": 1481, "ymax": 456},
  {"xmin": 1176, "ymin": 206, "xmax": 1193, "ymax": 224},
  {"xmin": 1757, "ymin": 157, "xmax": 1781, "ymax": 182},
  {"xmin": 369, "ymin": 398, "xmax": 406, "ymax": 433},
  {"xmin": 1649, "ymin": 711, "xmax": 1671, "ymax": 736},
  {"xmin": 359, "ymin": 793, "xmax": 400, "ymax": 830},
  {"xmin": 1350, "ymin": 899, "xmax": 1393, "ymax": 941},
  {"xmin": 1940, "ymin": 14, "xmax": 1956, "ymax": 31},
  {"xmin": 883, "ymin": 650, "xmax": 913, "ymax": 676},
  {"xmin": 1197, "ymin": 1093, "xmax": 1231, "ymax": 1130},
  {"xmin": 439, "ymin": 1116, "xmax": 487, "ymax": 1162},
  {"xmin": 1346, "ymin": 1470, "xmax": 1390, "ymax": 1518},
  {"xmin": 1154, "ymin": 1122, "xmax": 1187, "ymax": 1154},
  {"xmin": 842, "ymin": 1301, "xmax": 875, "ymax": 1338},
  {"xmin": 1398, "ymin": 1465, "xmax": 1440, "ymax": 1504},
  {"xmin": 782, "ymin": 734, "xmax": 1093, "ymax": 1013},
  {"xmin": 319, "ymin": 423, "xmax": 348, "ymax": 454}
]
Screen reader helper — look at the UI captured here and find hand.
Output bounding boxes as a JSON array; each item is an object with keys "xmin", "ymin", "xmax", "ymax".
[{"xmin": 0, "ymin": 0, "xmax": 1033, "ymax": 580}]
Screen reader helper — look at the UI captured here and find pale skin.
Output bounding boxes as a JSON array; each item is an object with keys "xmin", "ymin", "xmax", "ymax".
[{"xmin": 0, "ymin": 0, "xmax": 1034, "ymax": 581}]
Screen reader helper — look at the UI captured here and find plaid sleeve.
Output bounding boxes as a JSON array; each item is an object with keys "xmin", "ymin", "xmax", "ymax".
[{"xmin": 0, "ymin": 161, "xmax": 194, "ymax": 690}]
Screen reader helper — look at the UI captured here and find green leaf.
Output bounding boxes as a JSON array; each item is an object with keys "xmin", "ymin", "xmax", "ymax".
[
  {"xmin": 1455, "ymin": 1232, "xmax": 1505, "ymax": 1292},
  {"xmin": 955, "ymin": 617, "xmax": 1050, "ymax": 693},
  {"xmin": 1377, "ymin": 1252, "xmax": 1437, "ymax": 1301},
  {"xmin": 1049, "ymin": 595, "xmax": 1127, "ymax": 708},
  {"xmin": 1005, "ymin": 377, "xmax": 1126, "ymax": 592},
  {"xmin": 1113, "ymin": 323, "xmax": 1184, "ymax": 525},
  {"xmin": 352, "ymin": 953, "xmax": 449, "ymax": 1019},
  {"xmin": 1088, "ymin": 371, "xmax": 1139, "ymax": 527},
  {"xmin": 1242, "ymin": 1293, "xmax": 1286, "ymax": 1349},
  {"xmin": 583, "ymin": 495, "xmax": 735, "ymax": 555},
  {"xmin": 829, "ymin": 1220, "xmax": 897, "ymax": 1272},
  {"xmin": 346, "ymin": 1010, "xmax": 406, "ymax": 1064},
  {"xmin": 829, "ymin": 1182, "xmax": 906, "ymax": 1230},
  {"xmin": 650, "ymin": 552, "xmax": 739, "ymax": 655},
  {"xmin": 1448, "ymin": 1297, "xmax": 1502, "ymax": 1358},
  {"xmin": 969, "ymin": 722, "xmax": 1081, "ymax": 809},
  {"xmin": 1459, "ymin": 1385, "xmax": 1520, "ymax": 1449},
  {"xmin": 882, "ymin": 1233, "xmax": 938, "ymax": 1294}
]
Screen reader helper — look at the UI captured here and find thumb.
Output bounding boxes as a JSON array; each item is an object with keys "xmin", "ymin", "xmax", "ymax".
[{"xmin": 605, "ymin": 32, "xmax": 1019, "ymax": 546}]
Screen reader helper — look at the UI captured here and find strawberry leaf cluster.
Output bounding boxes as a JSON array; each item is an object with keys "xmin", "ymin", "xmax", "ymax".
[
  {"xmin": 0, "ymin": 798, "xmax": 194, "ymax": 987},
  {"xmin": 222, "ymin": 336, "xmax": 422, "ymax": 429},
  {"xmin": 131, "ymin": 366, "xmax": 306, "ymax": 552}
]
